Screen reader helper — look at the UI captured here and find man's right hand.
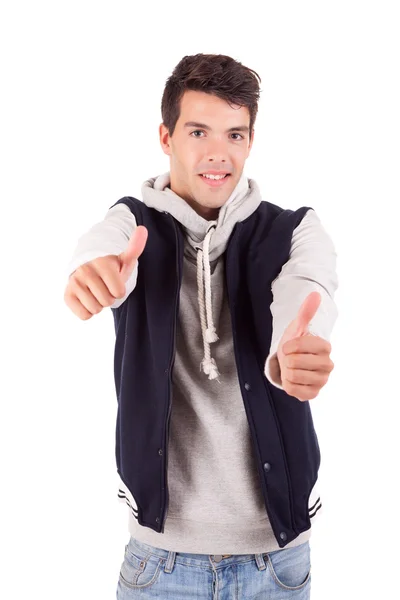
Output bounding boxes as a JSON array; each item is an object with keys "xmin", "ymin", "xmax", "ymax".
[{"xmin": 64, "ymin": 225, "xmax": 148, "ymax": 320}]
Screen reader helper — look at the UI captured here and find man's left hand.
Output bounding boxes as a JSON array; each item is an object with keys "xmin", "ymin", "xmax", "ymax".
[{"xmin": 277, "ymin": 291, "xmax": 335, "ymax": 401}]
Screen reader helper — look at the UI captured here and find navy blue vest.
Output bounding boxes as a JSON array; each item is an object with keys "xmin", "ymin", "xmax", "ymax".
[{"xmin": 109, "ymin": 196, "xmax": 320, "ymax": 549}]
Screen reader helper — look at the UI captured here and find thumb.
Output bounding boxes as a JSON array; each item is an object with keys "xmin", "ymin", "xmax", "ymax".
[
  {"xmin": 119, "ymin": 226, "xmax": 148, "ymax": 281},
  {"xmin": 294, "ymin": 291, "xmax": 321, "ymax": 337}
]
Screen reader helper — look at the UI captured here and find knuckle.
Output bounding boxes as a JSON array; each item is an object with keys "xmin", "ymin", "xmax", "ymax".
[
  {"xmin": 81, "ymin": 261, "xmax": 101, "ymax": 279},
  {"xmin": 81, "ymin": 313, "xmax": 92, "ymax": 320},
  {"xmin": 79, "ymin": 262, "xmax": 91, "ymax": 275},
  {"xmin": 115, "ymin": 286, "xmax": 126, "ymax": 299},
  {"xmin": 292, "ymin": 369, "xmax": 303, "ymax": 384},
  {"xmin": 285, "ymin": 367, "xmax": 294, "ymax": 383},
  {"xmin": 300, "ymin": 370, "xmax": 309, "ymax": 384},
  {"xmin": 285, "ymin": 382, "xmax": 295, "ymax": 396}
]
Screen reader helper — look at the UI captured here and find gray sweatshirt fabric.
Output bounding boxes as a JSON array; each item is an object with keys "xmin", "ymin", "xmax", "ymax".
[{"xmin": 67, "ymin": 170, "xmax": 338, "ymax": 554}]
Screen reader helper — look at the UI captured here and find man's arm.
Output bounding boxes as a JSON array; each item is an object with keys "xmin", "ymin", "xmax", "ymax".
[
  {"xmin": 264, "ymin": 209, "xmax": 339, "ymax": 389},
  {"xmin": 66, "ymin": 203, "xmax": 138, "ymax": 309}
]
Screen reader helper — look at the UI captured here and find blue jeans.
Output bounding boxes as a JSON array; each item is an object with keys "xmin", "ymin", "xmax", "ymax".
[{"xmin": 116, "ymin": 535, "xmax": 311, "ymax": 599}]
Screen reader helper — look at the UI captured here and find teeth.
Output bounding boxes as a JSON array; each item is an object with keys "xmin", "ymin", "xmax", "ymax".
[{"xmin": 202, "ymin": 173, "xmax": 227, "ymax": 180}]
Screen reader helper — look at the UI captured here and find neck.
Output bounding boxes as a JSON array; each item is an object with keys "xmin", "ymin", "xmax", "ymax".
[
  {"xmin": 190, "ymin": 202, "xmax": 220, "ymax": 221},
  {"xmin": 171, "ymin": 189, "xmax": 219, "ymax": 221}
]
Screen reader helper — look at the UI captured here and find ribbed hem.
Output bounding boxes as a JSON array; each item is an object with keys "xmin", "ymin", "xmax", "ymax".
[{"xmin": 126, "ymin": 511, "xmax": 312, "ymax": 555}]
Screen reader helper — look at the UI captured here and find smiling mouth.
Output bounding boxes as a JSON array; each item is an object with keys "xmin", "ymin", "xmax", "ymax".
[
  {"xmin": 199, "ymin": 173, "xmax": 231, "ymax": 187},
  {"xmin": 200, "ymin": 173, "xmax": 230, "ymax": 178}
]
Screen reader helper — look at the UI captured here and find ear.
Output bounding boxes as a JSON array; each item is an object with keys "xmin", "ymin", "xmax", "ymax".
[{"xmin": 159, "ymin": 123, "xmax": 172, "ymax": 156}]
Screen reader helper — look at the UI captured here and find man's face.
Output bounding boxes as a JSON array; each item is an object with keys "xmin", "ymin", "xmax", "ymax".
[{"xmin": 159, "ymin": 90, "xmax": 254, "ymax": 220}]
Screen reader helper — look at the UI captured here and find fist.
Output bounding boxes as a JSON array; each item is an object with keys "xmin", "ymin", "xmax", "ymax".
[
  {"xmin": 64, "ymin": 225, "xmax": 148, "ymax": 320},
  {"xmin": 276, "ymin": 291, "xmax": 334, "ymax": 401}
]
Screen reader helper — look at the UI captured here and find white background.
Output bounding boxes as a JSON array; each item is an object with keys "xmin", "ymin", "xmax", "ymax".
[{"xmin": 1, "ymin": 1, "xmax": 399, "ymax": 598}]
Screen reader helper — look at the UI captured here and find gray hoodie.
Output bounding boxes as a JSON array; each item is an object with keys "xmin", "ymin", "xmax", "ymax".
[
  {"xmin": 141, "ymin": 171, "xmax": 263, "ymax": 381},
  {"xmin": 67, "ymin": 170, "xmax": 338, "ymax": 554}
]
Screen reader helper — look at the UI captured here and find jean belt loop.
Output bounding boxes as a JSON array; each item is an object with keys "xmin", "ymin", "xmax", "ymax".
[
  {"xmin": 164, "ymin": 550, "xmax": 176, "ymax": 574},
  {"xmin": 255, "ymin": 553, "xmax": 267, "ymax": 571}
]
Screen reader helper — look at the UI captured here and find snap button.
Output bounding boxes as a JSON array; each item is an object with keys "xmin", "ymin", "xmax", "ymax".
[
  {"xmin": 158, "ymin": 449, "xmax": 163, "ymax": 456},
  {"xmin": 156, "ymin": 517, "xmax": 160, "ymax": 523},
  {"xmin": 244, "ymin": 382, "xmax": 251, "ymax": 391},
  {"xmin": 213, "ymin": 555, "xmax": 223, "ymax": 562},
  {"xmin": 279, "ymin": 532, "xmax": 287, "ymax": 541},
  {"xmin": 263, "ymin": 462, "xmax": 271, "ymax": 472}
]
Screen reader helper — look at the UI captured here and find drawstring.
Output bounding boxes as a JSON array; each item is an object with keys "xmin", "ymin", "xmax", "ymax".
[{"xmin": 197, "ymin": 225, "xmax": 220, "ymax": 381}]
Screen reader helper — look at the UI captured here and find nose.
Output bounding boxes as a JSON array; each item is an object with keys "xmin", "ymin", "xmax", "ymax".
[{"xmin": 204, "ymin": 138, "xmax": 228, "ymax": 164}]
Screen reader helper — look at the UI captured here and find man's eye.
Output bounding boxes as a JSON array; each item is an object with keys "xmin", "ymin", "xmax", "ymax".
[{"xmin": 190, "ymin": 130, "xmax": 244, "ymax": 140}]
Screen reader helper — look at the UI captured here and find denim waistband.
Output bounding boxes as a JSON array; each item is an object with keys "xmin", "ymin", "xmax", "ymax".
[{"xmin": 126, "ymin": 536, "xmax": 292, "ymax": 572}]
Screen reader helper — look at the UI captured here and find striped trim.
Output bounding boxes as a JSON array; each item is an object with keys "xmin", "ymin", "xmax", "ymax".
[
  {"xmin": 116, "ymin": 474, "xmax": 139, "ymax": 521},
  {"xmin": 308, "ymin": 479, "xmax": 323, "ymax": 523},
  {"xmin": 117, "ymin": 488, "xmax": 139, "ymax": 519},
  {"xmin": 309, "ymin": 496, "xmax": 322, "ymax": 519}
]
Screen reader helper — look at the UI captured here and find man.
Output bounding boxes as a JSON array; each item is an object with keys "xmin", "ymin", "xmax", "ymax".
[{"xmin": 65, "ymin": 53, "xmax": 338, "ymax": 599}]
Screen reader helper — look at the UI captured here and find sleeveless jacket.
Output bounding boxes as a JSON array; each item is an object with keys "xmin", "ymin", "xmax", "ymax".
[{"xmin": 109, "ymin": 196, "xmax": 320, "ymax": 549}]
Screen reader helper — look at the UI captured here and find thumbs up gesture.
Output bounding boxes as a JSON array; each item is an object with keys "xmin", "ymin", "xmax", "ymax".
[
  {"xmin": 64, "ymin": 225, "xmax": 148, "ymax": 320},
  {"xmin": 276, "ymin": 291, "xmax": 335, "ymax": 401},
  {"xmin": 118, "ymin": 225, "xmax": 148, "ymax": 283}
]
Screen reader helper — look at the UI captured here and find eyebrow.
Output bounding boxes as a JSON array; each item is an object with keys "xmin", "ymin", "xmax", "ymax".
[{"xmin": 184, "ymin": 121, "xmax": 250, "ymax": 133}]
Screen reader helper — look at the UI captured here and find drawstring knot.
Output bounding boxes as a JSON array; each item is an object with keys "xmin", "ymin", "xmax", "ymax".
[
  {"xmin": 205, "ymin": 326, "xmax": 218, "ymax": 344},
  {"xmin": 201, "ymin": 357, "xmax": 220, "ymax": 380}
]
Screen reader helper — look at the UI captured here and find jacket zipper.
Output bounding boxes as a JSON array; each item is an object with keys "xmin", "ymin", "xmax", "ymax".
[{"xmin": 161, "ymin": 216, "xmax": 181, "ymax": 532}]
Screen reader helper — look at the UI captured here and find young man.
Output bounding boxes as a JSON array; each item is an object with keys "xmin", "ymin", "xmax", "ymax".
[{"xmin": 65, "ymin": 53, "xmax": 338, "ymax": 599}]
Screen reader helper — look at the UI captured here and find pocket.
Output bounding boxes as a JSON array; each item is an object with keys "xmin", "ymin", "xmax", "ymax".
[
  {"xmin": 119, "ymin": 544, "xmax": 165, "ymax": 590},
  {"xmin": 264, "ymin": 541, "xmax": 311, "ymax": 591}
]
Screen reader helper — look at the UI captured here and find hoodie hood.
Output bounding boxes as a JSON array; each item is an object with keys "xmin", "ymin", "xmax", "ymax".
[
  {"xmin": 141, "ymin": 171, "xmax": 263, "ymax": 262},
  {"xmin": 141, "ymin": 171, "xmax": 263, "ymax": 381}
]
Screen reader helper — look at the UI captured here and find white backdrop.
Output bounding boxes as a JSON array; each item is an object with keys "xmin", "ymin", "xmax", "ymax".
[{"xmin": 1, "ymin": 1, "xmax": 399, "ymax": 598}]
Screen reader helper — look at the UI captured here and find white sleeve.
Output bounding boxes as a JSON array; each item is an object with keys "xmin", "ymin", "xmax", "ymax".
[
  {"xmin": 66, "ymin": 203, "xmax": 138, "ymax": 309},
  {"xmin": 264, "ymin": 209, "xmax": 339, "ymax": 389}
]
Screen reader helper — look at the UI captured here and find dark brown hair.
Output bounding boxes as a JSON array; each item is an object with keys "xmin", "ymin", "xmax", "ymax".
[{"xmin": 161, "ymin": 53, "xmax": 262, "ymax": 138}]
